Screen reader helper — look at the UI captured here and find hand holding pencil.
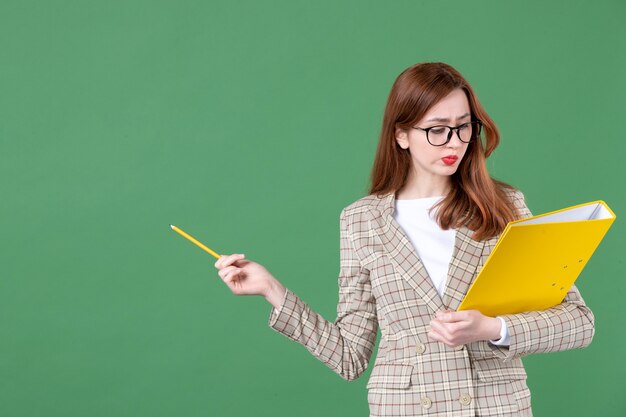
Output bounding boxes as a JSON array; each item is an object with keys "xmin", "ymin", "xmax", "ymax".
[
  {"xmin": 170, "ymin": 224, "xmax": 286, "ymax": 308},
  {"xmin": 213, "ymin": 253, "xmax": 276, "ymax": 295}
]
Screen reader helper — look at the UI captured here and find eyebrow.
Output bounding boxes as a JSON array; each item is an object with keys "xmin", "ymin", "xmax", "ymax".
[{"xmin": 425, "ymin": 112, "xmax": 471, "ymax": 123}]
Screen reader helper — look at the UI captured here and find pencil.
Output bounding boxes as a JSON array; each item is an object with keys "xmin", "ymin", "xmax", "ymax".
[{"xmin": 170, "ymin": 224, "xmax": 221, "ymax": 259}]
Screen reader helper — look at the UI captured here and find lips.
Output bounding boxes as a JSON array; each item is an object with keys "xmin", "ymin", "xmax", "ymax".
[{"xmin": 442, "ymin": 155, "xmax": 458, "ymax": 165}]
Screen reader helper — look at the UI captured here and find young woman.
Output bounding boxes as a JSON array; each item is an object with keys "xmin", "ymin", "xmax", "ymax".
[{"xmin": 214, "ymin": 62, "xmax": 595, "ymax": 417}]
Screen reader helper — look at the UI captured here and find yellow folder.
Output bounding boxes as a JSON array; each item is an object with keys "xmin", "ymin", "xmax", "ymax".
[{"xmin": 458, "ymin": 200, "xmax": 616, "ymax": 316}]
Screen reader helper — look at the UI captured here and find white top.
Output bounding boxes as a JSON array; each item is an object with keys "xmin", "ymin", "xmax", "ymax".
[
  {"xmin": 393, "ymin": 196, "xmax": 455, "ymax": 296},
  {"xmin": 394, "ymin": 196, "xmax": 509, "ymax": 346}
]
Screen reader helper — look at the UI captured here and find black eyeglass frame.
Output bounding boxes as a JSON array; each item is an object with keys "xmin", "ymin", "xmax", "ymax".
[{"xmin": 411, "ymin": 120, "xmax": 483, "ymax": 147}]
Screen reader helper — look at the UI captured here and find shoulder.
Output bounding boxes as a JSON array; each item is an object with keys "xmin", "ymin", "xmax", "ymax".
[
  {"xmin": 337, "ymin": 193, "xmax": 392, "ymax": 232},
  {"xmin": 342, "ymin": 194, "xmax": 379, "ymax": 212},
  {"xmin": 498, "ymin": 184, "xmax": 531, "ymax": 219},
  {"xmin": 500, "ymin": 184, "xmax": 525, "ymax": 204},
  {"xmin": 341, "ymin": 194, "xmax": 388, "ymax": 217}
]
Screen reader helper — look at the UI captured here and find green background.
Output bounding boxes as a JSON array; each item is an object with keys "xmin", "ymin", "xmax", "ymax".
[{"xmin": 1, "ymin": 1, "xmax": 624, "ymax": 416}]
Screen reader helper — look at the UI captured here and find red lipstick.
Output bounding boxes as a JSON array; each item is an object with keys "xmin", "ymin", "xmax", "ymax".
[{"xmin": 442, "ymin": 155, "xmax": 458, "ymax": 166}]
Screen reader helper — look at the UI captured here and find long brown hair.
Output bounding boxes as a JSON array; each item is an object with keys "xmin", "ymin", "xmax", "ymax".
[{"xmin": 369, "ymin": 62, "xmax": 520, "ymax": 241}]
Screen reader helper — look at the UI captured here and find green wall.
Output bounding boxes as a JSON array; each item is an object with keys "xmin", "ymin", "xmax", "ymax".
[{"xmin": 1, "ymin": 1, "xmax": 624, "ymax": 416}]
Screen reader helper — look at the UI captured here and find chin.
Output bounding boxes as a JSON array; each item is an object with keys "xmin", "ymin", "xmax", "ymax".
[{"xmin": 440, "ymin": 163, "xmax": 459, "ymax": 171}]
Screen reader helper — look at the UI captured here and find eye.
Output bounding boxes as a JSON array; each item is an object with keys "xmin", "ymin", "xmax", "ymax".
[
  {"xmin": 429, "ymin": 127, "xmax": 446, "ymax": 135},
  {"xmin": 457, "ymin": 123, "xmax": 470, "ymax": 130}
]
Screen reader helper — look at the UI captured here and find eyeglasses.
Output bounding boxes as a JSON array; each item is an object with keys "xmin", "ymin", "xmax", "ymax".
[{"xmin": 411, "ymin": 120, "xmax": 482, "ymax": 146}]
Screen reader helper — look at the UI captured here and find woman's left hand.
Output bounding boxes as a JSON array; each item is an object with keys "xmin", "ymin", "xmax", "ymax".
[{"xmin": 428, "ymin": 310, "xmax": 502, "ymax": 347}]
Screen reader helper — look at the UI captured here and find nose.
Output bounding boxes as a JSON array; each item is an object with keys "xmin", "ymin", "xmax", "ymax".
[{"xmin": 445, "ymin": 131, "xmax": 464, "ymax": 148}]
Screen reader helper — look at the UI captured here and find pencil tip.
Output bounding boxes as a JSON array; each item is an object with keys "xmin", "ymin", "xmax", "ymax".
[{"xmin": 169, "ymin": 224, "xmax": 174, "ymax": 229}]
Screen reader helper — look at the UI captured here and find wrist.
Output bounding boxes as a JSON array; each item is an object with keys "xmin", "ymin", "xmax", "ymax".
[
  {"xmin": 485, "ymin": 316, "xmax": 502, "ymax": 341},
  {"xmin": 264, "ymin": 279, "xmax": 286, "ymax": 309}
]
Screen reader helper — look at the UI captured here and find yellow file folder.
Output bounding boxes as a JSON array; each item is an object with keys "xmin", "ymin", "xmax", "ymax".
[{"xmin": 458, "ymin": 200, "xmax": 616, "ymax": 316}]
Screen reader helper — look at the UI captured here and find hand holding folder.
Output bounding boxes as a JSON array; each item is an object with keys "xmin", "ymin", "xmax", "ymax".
[{"xmin": 458, "ymin": 200, "xmax": 616, "ymax": 316}]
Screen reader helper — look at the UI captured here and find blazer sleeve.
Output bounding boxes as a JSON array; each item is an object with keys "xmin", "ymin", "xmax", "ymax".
[
  {"xmin": 471, "ymin": 189, "xmax": 596, "ymax": 362},
  {"xmin": 267, "ymin": 208, "xmax": 378, "ymax": 381}
]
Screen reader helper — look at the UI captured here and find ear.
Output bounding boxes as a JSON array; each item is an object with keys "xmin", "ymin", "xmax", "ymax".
[{"xmin": 395, "ymin": 127, "xmax": 409, "ymax": 149}]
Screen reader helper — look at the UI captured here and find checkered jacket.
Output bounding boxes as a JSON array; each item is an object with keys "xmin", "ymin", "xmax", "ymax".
[{"xmin": 268, "ymin": 189, "xmax": 595, "ymax": 416}]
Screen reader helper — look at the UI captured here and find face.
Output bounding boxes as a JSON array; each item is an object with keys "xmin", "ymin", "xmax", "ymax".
[{"xmin": 395, "ymin": 88, "xmax": 472, "ymax": 183}]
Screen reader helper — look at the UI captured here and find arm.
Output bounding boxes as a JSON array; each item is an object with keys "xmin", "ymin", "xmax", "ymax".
[{"xmin": 267, "ymin": 208, "xmax": 378, "ymax": 380}]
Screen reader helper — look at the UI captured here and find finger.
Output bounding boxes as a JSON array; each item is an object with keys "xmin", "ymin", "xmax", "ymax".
[
  {"xmin": 428, "ymin": 329, "xmax": 443, "ymax": 342},
  {"xmin": 436, "ymin": 310, "xmax": 467, "ymax": 323},
  {"xmin": 428, "ymin": 327, "xmax": 456, "ymax": 347},
  {"xmin": 434, "ymin": 319, "xmax": 463, "ymax": 343},
  {"xmin": 218, "ymin": 265, "xmax": 240, "ymax": 280},
  {"xmin": 429, "ymin": 328, "xmax": 457, "ymax": 347},
  {"xmin": 455, "ymin": 310, "xmax": 471, "ymax": 321},
  {"xmin": 215, "ymin": 253, "xmax": 245, "ymax": 269},
  {"xmin": 436, "ymin": 310, "xmax": 453, "ymax": 321},
  {"xmin": 430, "ymin": 319, "xmax": 453, "ymax": 341},
  {"xmin": 223, "ymin": 267, "xmax": 242, "ymax": 285},
  {"xmin": 443, "ymin": 321, "xmax": 462, "ymax": 335},
  {"xmin": 215, "ymin": 254, "xmax": 230, "ymax": 269},
  {"xmin": 217, "ymin": 254, "xmax": 241, "ymax": 269}
]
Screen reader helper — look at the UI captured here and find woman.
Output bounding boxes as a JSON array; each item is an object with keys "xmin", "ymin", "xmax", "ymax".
[{"xmin": 214, "ymin": 62, "xmax": 594, "ymax": 417}]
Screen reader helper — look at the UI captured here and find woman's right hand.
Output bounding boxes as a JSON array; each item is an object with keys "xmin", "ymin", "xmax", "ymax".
[{"xmin": 214, "ymin": 254, "xmax": 286, "ymax": 308}]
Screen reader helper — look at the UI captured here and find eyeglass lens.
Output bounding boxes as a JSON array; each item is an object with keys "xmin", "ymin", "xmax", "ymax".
[{"xmin": 428, "ymin": 122, "xmax": 479, "ymax": 145}]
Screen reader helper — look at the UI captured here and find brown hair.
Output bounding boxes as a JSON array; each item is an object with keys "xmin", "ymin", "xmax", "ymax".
[{"xmin": 368, "ymin": 62, "xmax": 519, "ymax": 241}]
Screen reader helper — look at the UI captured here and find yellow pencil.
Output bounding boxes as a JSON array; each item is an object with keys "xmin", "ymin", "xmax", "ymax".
[{"xmin": 170, "ymin": 224, "xmax": 221, "ymax": 259}]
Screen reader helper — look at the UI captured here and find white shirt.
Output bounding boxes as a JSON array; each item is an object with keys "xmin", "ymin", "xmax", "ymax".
[
  {"xmin": 394, "ymin": 196, "xmax": 510, "ymax": 346},
  {"xmin": 394, "ymin": 196, "xmax": 455, "ymax": 296}
]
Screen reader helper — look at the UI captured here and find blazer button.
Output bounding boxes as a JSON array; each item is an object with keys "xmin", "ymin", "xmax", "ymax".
[
  {"xmin": 453, "ymin": 344, "xmax": 465, "ymax": 351},
  {"xmin": 459, "ymin": 393, "xmax": 472, "ymax": 406},
  {"xmin": 416, "ymin": 343, "xmax": 427, "ymax": 354},
  {"xmin": 421, "ymin": 397, "xmax": 432, "ymax": 409}
]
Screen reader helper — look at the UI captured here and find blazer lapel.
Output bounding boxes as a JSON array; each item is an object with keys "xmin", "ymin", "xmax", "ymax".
[
  {"xmin": 440, "ymin": 225, "xmax": 485, "ymax": 311},
  {"xmin": 370, "ymin": 192, "xmax": 486, "ymax": 313},
  {"xmin": 371, "ymin": 193, "xmax": 445, "ymax": 314}
]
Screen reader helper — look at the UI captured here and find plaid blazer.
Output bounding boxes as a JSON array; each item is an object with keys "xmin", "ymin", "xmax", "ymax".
[{"xmin": 268, "ymin": 189, "xmax": 595, "ymax": 417}]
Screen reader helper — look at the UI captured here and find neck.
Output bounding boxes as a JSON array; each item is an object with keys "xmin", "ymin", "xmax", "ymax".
[{"xmin": 396, "ymin": 173, "xmax": 452, "ymax": 200}]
